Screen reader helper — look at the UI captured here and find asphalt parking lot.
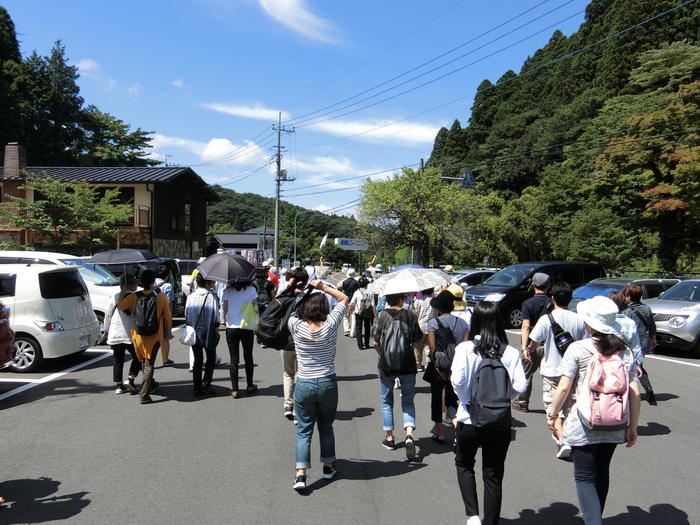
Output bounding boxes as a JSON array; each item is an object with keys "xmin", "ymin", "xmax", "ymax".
[{"xmin": 0, "ymin": 321, "xmax": 697, "ymax": 524}]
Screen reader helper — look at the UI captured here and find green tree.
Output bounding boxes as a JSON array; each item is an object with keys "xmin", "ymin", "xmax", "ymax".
[
  {"xmin": 78, "ymin": 105, "xmax": 158, "ymax": 166},
  {"xmin": 0, "ymin": 174, "xmax": 133, "ymax": 254}
]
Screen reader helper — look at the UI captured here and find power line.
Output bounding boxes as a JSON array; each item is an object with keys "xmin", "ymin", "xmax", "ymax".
[
  {"xmin": 286, "ymin": 0, "xmax": 471, "ymax": 112},
  {"xmin": 282, "ymin": 163, "xmax": 420, "ymax": 192},
  {"xmin": 293, "ymin": 0, "xmax": 697, "ymax": 151},
  {"xmin": 187, "ymin": 127, "xmax": 273, "ymax": 167},
  {"xmin": 287, "ymin": 0, "xmax": 563, "ymax": 124}
]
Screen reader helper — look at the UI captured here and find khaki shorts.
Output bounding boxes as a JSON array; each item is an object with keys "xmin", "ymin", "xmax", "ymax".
[{"xmin": 542, "ymin": 375, "xmax": 574, "ymax": 418}]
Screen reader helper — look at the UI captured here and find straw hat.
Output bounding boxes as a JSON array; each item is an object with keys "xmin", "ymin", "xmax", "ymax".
[{"xmin": 447, "ymin": 283, "xmax": 467, "ymax": 311}]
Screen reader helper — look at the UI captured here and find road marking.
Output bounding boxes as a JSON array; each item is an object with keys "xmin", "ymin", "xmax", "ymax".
[
  {"xmin": 0, "ymin": 350, "xmax": 112, "ymax": 401},
  {"xmin": 647, "ymin": 355, "xmax": 700, "ymax": 368},
  {"xmin": 0, "ymin": 322, "xmax": 186, "ymax": 401}
]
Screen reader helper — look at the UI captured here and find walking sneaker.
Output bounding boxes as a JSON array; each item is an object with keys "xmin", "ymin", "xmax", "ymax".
[
  {"xmin": 557, "ymin": 444, "xmax": 572, "ymax": 461},
  {"xmin": 140, "ymin": 396, "xmax": 153, "ymax": 405},
  {"xmin": 511, "ymin": 401, "xmax": 528, "ymax": 413},
  {"xmin": 115, "ymin": 384, "xmax": 129, "ymax": 394},
  {"xmin": 124, "ymin": 379, "xmax": 138, "ymax": 395},
  {"xmin": 646, "ymin": 390, "xmax": 657, "ymax": 406},
  {"xmin": 284, "ymin": 407, "xmax": 294, "ymax": 420},
  {"xmin": 394, "ymin": 377, "xmax": 401, "ymax": 389},
  {"xmin": 467, "ymin": 516, "xmax": 482, "ymax": 525},
  {"xmin": 381, "ymin": 438, "xmax": 397, "ymax": 450},
  {"xmin": 405, "ymin": 436, "xmax": 416, "ymax": 461},
  {"xmin": 293, "ymin": 474, "xmax": 307, "ymax": 491},
  {"xmin": 163, "ymin": 359, "xmax": 174, "ymax": 367},
  {"xmin": 322, "ymin": 462, "xmax": 337, "ymax": 480}
]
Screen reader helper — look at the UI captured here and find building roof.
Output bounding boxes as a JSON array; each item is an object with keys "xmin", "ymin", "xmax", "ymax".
[
  {"xmin": 0, "ymin": 165, "xmax": 219, "ymax": 200},
  {"xmin": 210, "ymin": 232, "xmax": 264, "ymax": 247},
  {"xmin": 244, "ymin": 225, "xmax": 283, "ymax": 235}
]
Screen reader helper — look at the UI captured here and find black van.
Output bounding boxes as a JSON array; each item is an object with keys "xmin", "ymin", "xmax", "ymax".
[{"xmin": 462, "ymin": 261, "xmax": 605, "ymax": 328}]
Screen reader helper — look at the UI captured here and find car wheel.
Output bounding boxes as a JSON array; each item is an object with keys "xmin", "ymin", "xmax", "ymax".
[
  {"xmin": 692, "ymin": 338, "xmax": 700, "ymax": 359},
  {"xmin": 94, "ymin": 311, "xmax": 107, "ymax": 345},
  {"xmin": 508, "ymin": 308, "xmax": 523, "ymax": 329},
  {"xmin": 11, "ymin": 335, "xmax": 44, "ymax": 373}
]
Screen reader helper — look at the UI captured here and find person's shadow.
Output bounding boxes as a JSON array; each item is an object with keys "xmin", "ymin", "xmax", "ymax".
[
  {"xmin": 0, "ymin": 477, "xmax": 90, "ymax": 523},
  {"xmin": 500, "ymin": 502, "xmax": 690, "ymax": 524}
]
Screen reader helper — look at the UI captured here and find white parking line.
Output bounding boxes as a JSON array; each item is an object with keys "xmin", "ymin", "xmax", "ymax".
[
  {"xmin": 0, "ymin": 349, "xmax": 112, "ymax": 401},
  {"xmin": 646, "ymin": 355, "xmax": 700, "ymax": 368},
  {"xmin": 0, "ymin": 323, "xmax": 187, "ymax": 402}
]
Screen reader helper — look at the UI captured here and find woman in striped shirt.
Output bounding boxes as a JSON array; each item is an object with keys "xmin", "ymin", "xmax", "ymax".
[{"xmin": 287, "ymin": 280, "xmax": 348, "ymax": 492}]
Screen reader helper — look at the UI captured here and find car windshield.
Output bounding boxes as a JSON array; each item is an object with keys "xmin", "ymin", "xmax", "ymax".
[
  {"xmin": 573, "ymin": 282, "xmax": 624, "ymax": 300},
  {"xmin": 483, "ymin": 265, "xmax": 534, "ymax": 286},
  {"xmin": 659, "ymin": 281, "xmax": 700, "ymax": 302},
  {"xmin": 60, "ymin": 259, "xmax": 119, "ymax": 286}
]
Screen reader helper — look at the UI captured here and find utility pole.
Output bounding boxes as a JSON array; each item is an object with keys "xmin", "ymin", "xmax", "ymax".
[
  {"xmin": 419, "ymin": 158, "xmax": 424, "ymax": 175},
  {"xmin": 272, "ymin": 112, "xmax": 295, "ymax": 269}
]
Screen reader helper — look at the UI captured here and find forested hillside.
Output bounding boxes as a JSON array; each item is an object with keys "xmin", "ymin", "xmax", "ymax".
[
  {"xmin": 207, "ymin": 185, "xmax": 358, "ymax": 263},
  {"xmin": 362, "ymin": 0, "xmax": 699, "ymax": 271}
]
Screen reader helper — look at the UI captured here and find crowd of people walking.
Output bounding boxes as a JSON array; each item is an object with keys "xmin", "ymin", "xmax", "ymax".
[{"xmin": 104, "ymin": 259, "xmax": 649, "ymax": 525}]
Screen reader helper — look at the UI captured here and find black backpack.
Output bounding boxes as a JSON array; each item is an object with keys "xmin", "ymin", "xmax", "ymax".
[
  {"xmin": 254, "ymin": 278, "xmax": 271, "ymax": 308},
  {"xmin": 433, "ymin": 316, "xmax": 457, "ymax": 379},
  {"xmin": 134, "ymin": 291, "xmax": 159, "ymax": 336},
  {"xmin": 468, "ymin": 342, "xmax": 511, "ymax": 430},
  {"xmin": 255, "ymin": 288, "xmax": 310, "ymax": 349},
  {"xmin": 378, "ymin": 310, "xmax": 416, "ymax": 376},
  {"xmin": 547, "ymin": 313, "xmax": 575, "ymax": 356}
]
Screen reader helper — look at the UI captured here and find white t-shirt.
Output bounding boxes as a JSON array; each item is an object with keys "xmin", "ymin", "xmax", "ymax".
[
  {"xmin": 529, "ymin": 309, "xmax": 587, "ymax": 377},
  {"xmin": 451, "ymin": 339, "xmax": 527, "ymax": 425},
  {"xmin": 305, "ymin": 265, "xmax": 317, "ymax": 281},
  {"xmin": 222, "ymin": 285, "xmax": 259, "ymax": 330}
]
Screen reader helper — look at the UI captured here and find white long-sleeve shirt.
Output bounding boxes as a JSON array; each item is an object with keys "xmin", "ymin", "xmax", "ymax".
[{"xmin": 451, "ymin": 339, "xmax": 527, "ymax": 425}]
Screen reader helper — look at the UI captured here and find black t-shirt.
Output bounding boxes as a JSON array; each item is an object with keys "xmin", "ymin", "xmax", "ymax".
[{"xmin": 522, "ymin": 293, "xmax": 550, "ymax": 325}]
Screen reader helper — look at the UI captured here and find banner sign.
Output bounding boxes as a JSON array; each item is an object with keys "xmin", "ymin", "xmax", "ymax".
[{"xmin": 334, "ymin": 238, "xmax": 369, "ymax": 251}]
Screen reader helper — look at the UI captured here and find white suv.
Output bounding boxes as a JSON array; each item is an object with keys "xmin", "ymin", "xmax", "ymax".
[
  {"xmin": 0, "ymin": 251, "xmax": 120, "ymax": 330},
  {"xmin": 0, "ymin": 265, "xmax": 101, "ymax": 372}
]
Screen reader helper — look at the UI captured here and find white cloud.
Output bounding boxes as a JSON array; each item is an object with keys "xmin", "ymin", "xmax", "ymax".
[
  {"xmin": 77, "ymin": 58, "xmax": 101, "ymax": 74},
  {"xmin": 148, "ymin": 133, "xmax": 269, "ymax": 167},
  {"xmin": 258, "ymin": 0, "xmax": 335, "ymax": 43},
  {"xmin": 172, "ymin": 79, "xmax": 185, "ymax": 88},
  {"xmin": 309, "ymin": 117, "xmax": 442, "ymax": 146},
  {"xmin": 312, "ymin": 204, "xmax": 332, "ymax": 212},
  {"xmin": 127, "ymin": 83, "xmax": 141, "ymax": 98},
  {"xmin": 202, "ymin": 102, "xmax": 290, "ymax": 121}
]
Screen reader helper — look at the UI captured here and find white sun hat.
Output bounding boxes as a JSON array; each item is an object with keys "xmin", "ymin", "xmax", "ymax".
[{"xmin": 576, "ymin": 296, "xmax": 623, "ymax": 338}]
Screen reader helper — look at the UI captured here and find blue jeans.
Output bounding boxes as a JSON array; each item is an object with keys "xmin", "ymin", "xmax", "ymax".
[
  {"xmin": 293, "ymin": 375, "xmax": 338, "ymax": 470},
  {"xmin": 572, "ymin": 443, "xmax": 617, "ymax": 525},
  {"xmin": 379, "ymin": 374, "xmax": 416, "ymax": 431}
]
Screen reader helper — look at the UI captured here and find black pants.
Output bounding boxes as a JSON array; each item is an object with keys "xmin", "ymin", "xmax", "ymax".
[
  {"xmin": 355, "ymin": 315, "xmax": 372, "ymax": 349},
  {"xmin": 429, "ymin": 367, "xmax": 458, "ymax": 422},
  {"xmin": 639, "ymin": 364, "xmax": 653, "ymax": 394},
  {"xmin": 455, "ymin": 423, "xmax": 511, "ymax": 524},
  {"xmin": 226, "ymin": 328, "xmax": 255, "ymax": 391},
  {"xmin": 572, "ymin": 443, "xmax": 617, "ymax": 525},
  {"xmin": 191, "ymin": 343, "xmax": 216, "ymax": 393},
  {"xmin": 112, "ymin": 344, "xmax": 140, "ymax": 383}
]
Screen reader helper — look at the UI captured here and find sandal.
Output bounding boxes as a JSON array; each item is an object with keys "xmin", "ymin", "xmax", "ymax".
[
  {"xmin": 231, "ymin": 390, "xmax": 239, "ymax": 398},
  {"xmin": 246, "ymin": 384, "xmax": 258, "ymax": 395}
]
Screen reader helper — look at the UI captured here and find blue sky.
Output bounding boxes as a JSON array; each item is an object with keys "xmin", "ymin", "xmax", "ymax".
[{"xmin": 5, "ymin": 0, "xmax": 590, "ymax": 215}]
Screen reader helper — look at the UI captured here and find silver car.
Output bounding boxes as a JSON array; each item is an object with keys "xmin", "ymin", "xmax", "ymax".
[{"xmin": 644, "ymin": 279, "xmax": 700, "ymax": 357}]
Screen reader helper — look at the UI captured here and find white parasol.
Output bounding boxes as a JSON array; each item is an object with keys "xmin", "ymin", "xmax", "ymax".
[{"xmin": 367, "ymin": 268, "xmax": 452, "ymax": 295}]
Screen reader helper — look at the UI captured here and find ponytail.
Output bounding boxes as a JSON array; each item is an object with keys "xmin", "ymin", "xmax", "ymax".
[{"xmin": 591, "ymin": 332, "xmax": 627, "ymax": 356}]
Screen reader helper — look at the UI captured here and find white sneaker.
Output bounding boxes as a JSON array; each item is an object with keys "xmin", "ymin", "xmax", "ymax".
[
  {"xmin": 557, "ymin": 443, "xmax": 572, "ymax": 460},
  {"xmin": 394, "ymin": 378, "xmax": 401, "ymax": 389},
  {"xmin": 467, "ymin": 516, "xmax": 482, "ymax": 525}
]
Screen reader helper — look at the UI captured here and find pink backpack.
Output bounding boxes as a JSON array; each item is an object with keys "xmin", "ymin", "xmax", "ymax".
[{"xmin": 576, "ymin": 340, "xmax": 630, "ymax": 431}]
